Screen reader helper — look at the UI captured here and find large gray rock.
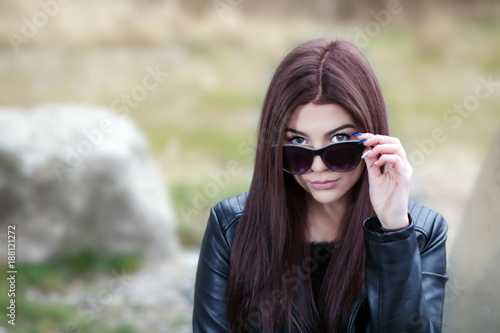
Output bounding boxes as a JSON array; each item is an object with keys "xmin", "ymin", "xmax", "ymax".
[
  {"xmin": 443, "ymin": 131, "xmax": 500, "ymax": 332},
  {"xmin": 0, "ymin": 105, "xmax": 179, "ymax": 262}
]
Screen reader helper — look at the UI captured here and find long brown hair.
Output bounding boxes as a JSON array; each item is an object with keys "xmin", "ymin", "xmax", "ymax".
[{"xmin": 226, "ymin": 39, "xmax": 389, "ymax": 332}]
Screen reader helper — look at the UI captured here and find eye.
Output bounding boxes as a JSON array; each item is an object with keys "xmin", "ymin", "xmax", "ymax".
[
  {"xmin": 331, "ymin": 133, "xmax": 350, "ymax": 143},
  {"xmin": 289, "ymin": 136, "xmax": 307, "ymax": 145}
]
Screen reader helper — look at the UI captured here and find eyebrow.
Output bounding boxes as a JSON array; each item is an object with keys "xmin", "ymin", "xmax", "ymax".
[{"xmin": 285, "ymin": 124, "xmax": 356, "ymax": 137}]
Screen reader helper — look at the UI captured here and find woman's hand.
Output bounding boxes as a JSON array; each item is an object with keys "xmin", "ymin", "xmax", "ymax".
[{"xmin": 356, "ymin": 133, "xmax": 413, "ymax": 230}]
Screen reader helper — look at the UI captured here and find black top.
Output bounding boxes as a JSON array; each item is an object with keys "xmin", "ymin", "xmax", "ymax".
[{"xmin": 309, "ymin": 241, "xmax": 336, "ymax": 304}]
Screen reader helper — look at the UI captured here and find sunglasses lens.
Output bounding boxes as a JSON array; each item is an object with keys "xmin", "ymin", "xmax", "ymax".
[
  {"xmin": 322, "ymin": 143, "xmax": 361, "ymax": 172},
  {"xmin": 283, "ymin": 146, "xmax": 311, "ymax": 175},
  {"xmin": 282, "ymin": 143, "xmax": 362, "ymax": 175}
]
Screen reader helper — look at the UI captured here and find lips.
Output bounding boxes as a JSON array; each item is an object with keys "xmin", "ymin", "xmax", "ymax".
[{"xmin": 309, "ymin": 179, "xmax": 339, "ymax": 190}]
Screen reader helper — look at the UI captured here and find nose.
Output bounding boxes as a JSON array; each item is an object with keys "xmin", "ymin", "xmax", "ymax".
[{"xmin": 310, "ymin": 155, "xmax": 329, "ymax": 173}]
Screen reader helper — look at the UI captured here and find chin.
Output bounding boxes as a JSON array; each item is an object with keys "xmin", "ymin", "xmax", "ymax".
[{"xmin": 307, "ymin": 188, "xmax": 349, "ymax": 205}]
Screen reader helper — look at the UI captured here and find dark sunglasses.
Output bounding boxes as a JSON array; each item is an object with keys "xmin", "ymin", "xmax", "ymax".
[{"xmin": 282, "ymin": 141, "xmax": 365, "ymax": 175}]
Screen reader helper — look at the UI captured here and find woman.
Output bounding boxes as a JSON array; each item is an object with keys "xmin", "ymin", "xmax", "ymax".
[{"xmin": 193, "ymin": 39, "xmax": 448, "ymax": 332}]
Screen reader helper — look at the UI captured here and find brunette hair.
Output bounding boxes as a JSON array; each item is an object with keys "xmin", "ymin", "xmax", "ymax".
[{"xmin": 226, "ymin": 39, "xmax": 389, "ymax": 332}]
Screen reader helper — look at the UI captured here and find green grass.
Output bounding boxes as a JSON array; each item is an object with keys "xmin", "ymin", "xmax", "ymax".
[
  {"xmin": 17, "ymin": 250, "xmax": 142, "ymax": 291},
  {"xmin": 0, "ymin": 251, "xmax": 142, "ymax": 332}
]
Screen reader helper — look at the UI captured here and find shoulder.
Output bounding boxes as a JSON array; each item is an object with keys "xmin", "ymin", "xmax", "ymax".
[
  {"xmin": 408, "ymin": 200, "xmax": 448, "ymax": 250},
  {"xmin": 200, "ymin": 192, "xmax": 248, "ymax": 257},
  {"xmin": 210, "ymin": 191, "xmax": 248, "ymax": 233}
]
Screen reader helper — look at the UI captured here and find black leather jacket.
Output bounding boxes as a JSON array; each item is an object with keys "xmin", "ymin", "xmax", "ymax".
[{"xmin": 193, "ymin": 192, "xmax": 448, "ymax": 332}]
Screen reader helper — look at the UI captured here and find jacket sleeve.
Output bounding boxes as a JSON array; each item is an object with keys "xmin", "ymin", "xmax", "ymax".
[
  {"xmin": 363, "ymin": 208, "xmax": 448, "ymax": 332},
  {"xmin": 193, "ymin": 207, "xmax": 232, "ymax": 332}
]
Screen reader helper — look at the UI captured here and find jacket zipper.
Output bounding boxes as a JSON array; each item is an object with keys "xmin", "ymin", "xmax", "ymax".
[{"xmin": 291, "ymin": 315, "xmax": 304, "ymax": 333}]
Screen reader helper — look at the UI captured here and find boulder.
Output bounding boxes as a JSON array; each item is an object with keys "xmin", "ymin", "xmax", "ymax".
[
  {"xmin": 0, "ymin": 105, "xmax": 179, "ymax": 263},
  {"xmin": 443, "ymin": 131, "xmax": 500, "ymax": 332}
]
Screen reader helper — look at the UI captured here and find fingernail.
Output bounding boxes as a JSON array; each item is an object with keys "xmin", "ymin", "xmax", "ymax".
[
  {"xmin": 361, "ymin": 150, "xmax": 372, "ymax": 159},
  {"xmin": 351, "ymin": 132, "xmax": 363, "ymax": 136},
  {"xmin": 358, "ymin": 138, "xmax": 368, "ymax": 144},
  {"xmin": 370, "ymin": 160, "xmax": 378, "ymax": 168}
]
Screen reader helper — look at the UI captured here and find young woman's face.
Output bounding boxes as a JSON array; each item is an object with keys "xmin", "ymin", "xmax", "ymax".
[{"xmin": 284, "ymin": 102, "xmax": 365, "ymax": 206}]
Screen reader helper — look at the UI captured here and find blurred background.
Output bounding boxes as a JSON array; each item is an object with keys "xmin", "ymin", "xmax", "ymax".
[{"xmin": 0, "ymin": 0, "xmax": 499, "ymax": 332}]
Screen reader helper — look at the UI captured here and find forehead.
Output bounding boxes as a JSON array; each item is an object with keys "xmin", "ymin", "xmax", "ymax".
[{"xmin": 286, "ymin": 102, "xmax": 356, "ymax": 132}]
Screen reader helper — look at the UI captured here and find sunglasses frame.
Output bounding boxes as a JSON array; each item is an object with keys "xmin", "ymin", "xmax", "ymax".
[{"xmin": 282, "ymin": 140, "xmax": 365, "ymax": 175}]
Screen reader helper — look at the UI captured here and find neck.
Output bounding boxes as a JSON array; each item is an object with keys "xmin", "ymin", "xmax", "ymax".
[{"xmin": 306, "ymin": 195, "xmax": 348, "ymax": 243}]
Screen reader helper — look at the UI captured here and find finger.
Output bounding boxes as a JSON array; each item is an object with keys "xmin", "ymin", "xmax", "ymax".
[
  {"xmin": 363, "ymin": 143, "xmax": 408, "ymax": 161},
  {"xmin": 362, "ymin": 150, "xmax": 383, "ymax": 179},
  {"xmin": 352, "ymin": 132, "xmax": 374, "ymax": 141},
  {"xmin": 354, "ymin": 133, "xmax": 401, "ymax": 146},
  {"xmin": 354, "ymin": 133, "xmax": 409, "ymax": 162},
  {"xmin": 371, "ymin": 154, "xmax": 412, "ymax": 180}
]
